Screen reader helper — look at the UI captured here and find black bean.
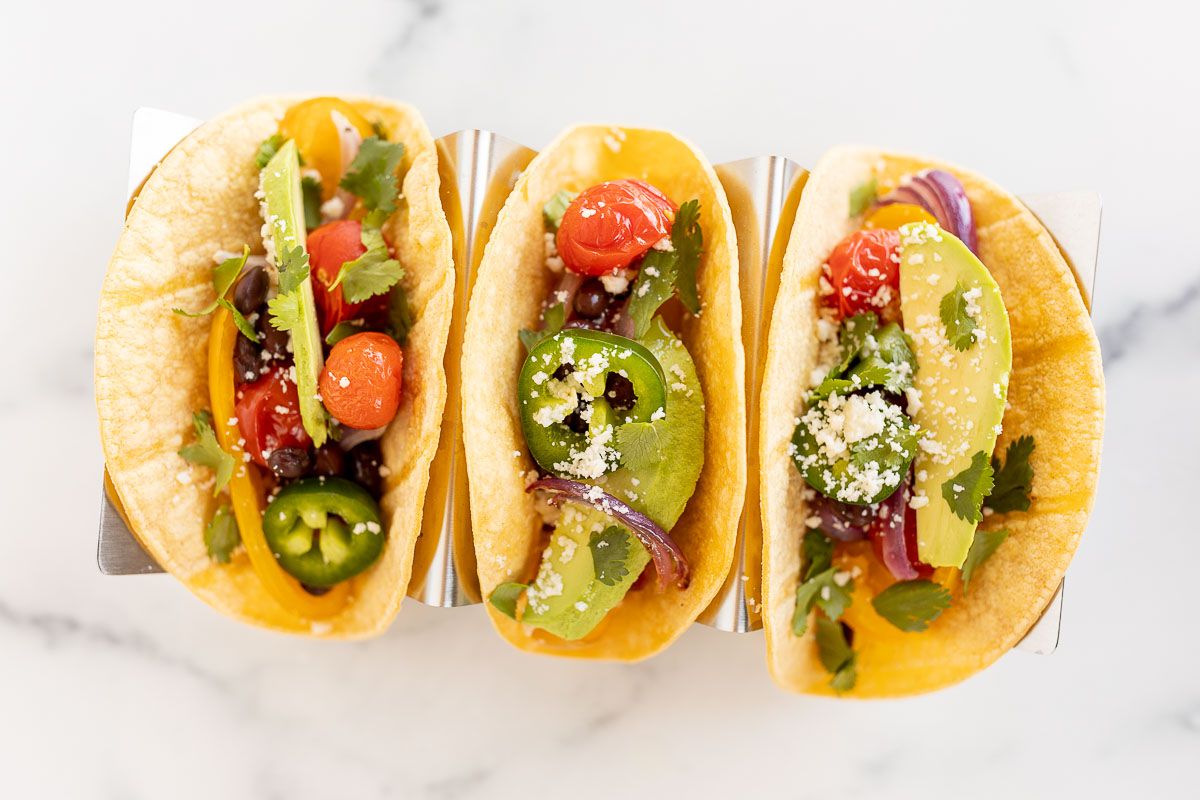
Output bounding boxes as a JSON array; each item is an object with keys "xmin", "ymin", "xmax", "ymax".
[
  {"xmin": 233, "ymin": 333, "xmax": 261, "ymax": 384},
  {"xmin": 256, "ymin": 310, "xmax": 290, "ymax": 358},
  {"xmin": 311, "ymin": 444, "xmax": 344, "ymax": 477},
  {"xmin": 563, "ymin": 397, "xmax": 590, "ymax": 434},
  {"xmin": 346, "ymin": 441, "xmax": 383, "ymax": 496},
  {"xmin": 233, "ymin": 266, "xmax": 268, "ymax": 315},
  {"xmin": 604, "ymin": 372, "xmax": 637, "ymax": 411},
  {"xmin": 573, "ymin": 279, "xmax": 609, "ymax": 319},
  {"xmin": 268, "ymin": 447, "xmax": 311, "ymax": 479},
  {"xmin": 551, "ymin": 363, "xmax": 574, "ymax": 381}
]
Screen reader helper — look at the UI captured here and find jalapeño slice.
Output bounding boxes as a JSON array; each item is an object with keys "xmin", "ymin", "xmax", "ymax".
[
  {"xmin": 261, "ymin": 477, "xmax": 385, "ymax": 588},
  {"xmin": 519, "ymin": 329, "xmax": 667, "ymax": 479}
]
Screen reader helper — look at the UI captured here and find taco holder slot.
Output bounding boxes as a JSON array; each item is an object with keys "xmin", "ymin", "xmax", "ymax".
[{"xmin": 97, "ymin": 109, "xmax": 1100, "ymax": 654}]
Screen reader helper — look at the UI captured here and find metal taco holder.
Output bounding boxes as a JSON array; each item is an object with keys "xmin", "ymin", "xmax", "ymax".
[{"xmin": 98, "ymin": 110, "xmax": 1100, "ymax": 655}]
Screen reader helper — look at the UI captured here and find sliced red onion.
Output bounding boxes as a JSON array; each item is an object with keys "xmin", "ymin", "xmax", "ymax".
[
  {"xmin": 338, "ymin": 425, "xmax": 387, "ymax": 451},
  {"xmin": 330, "ymin": 109, "xmax": 363, "ymax": 219},
  {"xmin": 550, "ymin": 271, "xmax": 583, "ymax": 319},
  {"xmin": 870, "ymin": 482, "xmax": 919, "ymax": 581},
  {"xmin": 807, "ymin": 493, "xmax": 871, "ymax": 542},
  {"xmin": 526, "ymin": 477, "xmax": 689, "ymax": 590},
  {"xmin": 879, "ymin": 169, "xmax": 977, "ymax": 253}
]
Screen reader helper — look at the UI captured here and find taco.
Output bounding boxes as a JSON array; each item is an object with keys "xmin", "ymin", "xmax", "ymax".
[
  {"xmin": 462, "ymin": 125, "xmax": 745, "ymax": 660},
  {"xmin": 95, "ymin": 96, "xmax": 454, "ymax": 637},
  {"xmin": 760, "ymin": 146, "xmax": 1104, "ymax": 695}
]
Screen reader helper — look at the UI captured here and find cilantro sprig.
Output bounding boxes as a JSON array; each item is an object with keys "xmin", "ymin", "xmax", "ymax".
[
  {"xmin": 254, "ymin": 135, "xmax": 285, "ymax": 170},
  {"xmin": 204, "ymin": 504, "xmax": 241, "ymax": 563},
  {"xmin": 178, "ymin": 411, "xmax": 234, "ymax": 496},
  {"xmin": 987, "ymin": 436, "xmax": 1036, "ymax": 514},
  {"xmin": 339, "ymin": 137, "xmax": 405, "ymax": 227},
  {"xmin": 172, "ymin": 247, "xmax": 256, "ymax": 340},
  {"xmin": 940, "ymin": 282, "xmax": 978, "ymax": 351},
  {"xmin": 267, "ymin": 245, "xmax": 312, "ymax": 333},
  {"xmin": 626, "ymin": 199, "xmax": 703, "ymax": 337},
  {"xmin": 791, "ymin": 530, "xmax": 855, "ymax": 636},
  {"xmin": 942, "ymin": 450, "xmax": 994, "ymax": 524},
  {"xmin": 815, "ymin": 616, "xmax": 857, "ymax": 692},
  {"xmin": 489, "ymin": 582, "xmax": 527, "ymax": 619},
  {"xmin": 961, "ymin": 528, "xmax": 1009, "ymax": 593},
  {"xmin": 614, "ymin": 421, "xmax": 664, "ymax": 474},
  {"xmin": 330, "ymin": 226, "xmax": 404, "ymax": 303},
  {"xmin": 871, "ymin": 579, "xmax": 951, "ymax": 632},
  {"xmin": 589, "ymin": 527, "xmax": 631, "ymax": 586}
]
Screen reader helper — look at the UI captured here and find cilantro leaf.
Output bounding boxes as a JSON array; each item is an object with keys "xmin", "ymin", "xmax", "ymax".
[
  {"xmin": 848, "ymin": 178, "xmax": 877, "ymax": 218},
  {"xmin": 325, "ymin": 320, "xmax": 365, "ymax": 346},
  {"xmin": 589, "ymin": 526, "xmax": 631, "ymax": 586},
  {"xmin": 961, "ymin": 528, "xmax": 1009, "ymax": 594},
  {"xmin": 489, "ymin": 582, "xmax": 527, "ymax": 620},
  {"xmin": 277, "ymin": 245, "xmax": 311, "ymax": 295},
  {"xmin": 215, "ymin": 299, "xmax": 257, "ymax": 341},
  {"xmin": 173, "ymin": 247, "xmax": 249, "ymax": 319},
  {"xmin": 519, "ymin": 303, "xmax": 565, "ymax": 353},
  {"xmin": 614, "ymin": 421, "xmax": 664, "ymax": 473},
  {"xmin": 331, "ymin": 226, "xmax": 404, "ymax": 304},
  {"xmin": 815, "ymin": 616, "xmax": 857, "ymax": 692},
  {"xmin": 940, "ymin": 281, "xmax": 978, "ymax": 351},
  {"xmin": 987, "ymin": 436, "xmax": 1036, "ymax": 514},
  {"xmin": 204, "ymin": 504, "xmax": 241, "ymax": 563},
  {"xmin": 627, "ymin": 249, "xmax": 679, "ymax": 338},
  {"xmin": 802, "ymin": 529, "xmax": 833, "ymax": 580},
  {"xmin": 387, "ymin": 283, "xmax": 413, "ymax": 345},
  {"xmin": 832, "ymin": 313, "xmax": 878, "ymax": 377},
  {"xmin": 671, "ymin": 199, "xmax": 703, "ymax": 315},
  {"xmin": 942, "ymin": 450, "xmax": 994, "ymax": 524},
  {"xmin": 626, "ymin": 199, "xmax": 704, "ymax": 336},
  {"xmin": 339, "ymin": 137, "xmax": 405, "ymax": 227},
  {"xmin": 301, "ymin": 175, "xmax": 323, "ymax": 230},
  {"xmin": 178, "ymin": 411, "xmax": 234, "ymax": 496},
  {"xmin": 267, "ymin": 290, "xmax": 302, "ymax": 333},
  {"xmin": 871, "ymin": 579, "xmax": 951, "ymax": 632},
  {"xmin": 254, "ymin": 134, "xmax": 285, "ymax": 170},
  {"xmin": 543, "ymin": 190, "xmax": 576, "ymax": 231}
]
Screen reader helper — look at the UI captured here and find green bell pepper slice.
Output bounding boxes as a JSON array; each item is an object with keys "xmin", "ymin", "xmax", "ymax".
[
  {"xmin": 518, "ymin": 329, "xmax": 667, "ymax": 479},
  {"xmin": 261, "ymin": 477, "xmax": 385, "ymax": 588}
]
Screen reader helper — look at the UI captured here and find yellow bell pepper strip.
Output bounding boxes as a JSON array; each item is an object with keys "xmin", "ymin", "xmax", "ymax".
[
  {"xmin": 280, "ymin": 97, "xmax": 374, "ymax": 200},
  {"xmin": 209, "ymin": 306, "xmax": 349, "ymax": 619}
]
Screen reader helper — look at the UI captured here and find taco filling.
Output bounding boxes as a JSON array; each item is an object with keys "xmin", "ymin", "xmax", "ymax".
[
  {"xmin": 487, "ymin": 179, "xmax": 707, "ymax": 640},
  {"xmin": 174, "ymin": 98, "xmax": 415, "ymax": 615},
  {"xmin": 789, "ymin": 172, "xmax": 1037, "ymax": 691}
]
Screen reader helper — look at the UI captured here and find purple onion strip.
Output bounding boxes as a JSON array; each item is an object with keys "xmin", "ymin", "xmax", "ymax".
[
  {"xmin": 873, "ymin": 482, "xmax": 919, "ymax": 581},
  {"xmin": 807, "ymin": 493, "xmax": 871, "ymax": 543},
  {"xmin": 526, "ymin": 477, "xmax": 689, "ymax": 590},
  {"xmin": 879, "ymin": 169, "xmax": 977, "ymax": 253}
]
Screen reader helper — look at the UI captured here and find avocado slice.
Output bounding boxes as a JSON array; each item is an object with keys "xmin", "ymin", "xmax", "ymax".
[
  {"xmin": 517, "ymin": 317, "xmax": 705, "ymax": 638},
  {"xmin": 260, "ymin": 140, "xmax": 327, "ymax": 446},
  {"xmin": 898, "ymin": 223, "xmax": 1012, "ymax": 568}
]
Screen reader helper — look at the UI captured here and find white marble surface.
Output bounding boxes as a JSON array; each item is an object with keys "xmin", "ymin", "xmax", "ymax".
[{"xmin": 3, "ymin": 0, "xmax": 1197, "ymax": 796}]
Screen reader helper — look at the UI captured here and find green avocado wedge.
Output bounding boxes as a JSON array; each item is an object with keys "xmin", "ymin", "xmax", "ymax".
[
  {"xmin": 899, "ymin": 222, "xmax": 1011, "ymax": 568},
  {"xmin": 260, "ymin": 140, "xmax": 327, "ymax": 446}
]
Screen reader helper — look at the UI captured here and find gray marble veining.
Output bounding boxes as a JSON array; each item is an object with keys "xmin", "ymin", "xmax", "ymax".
[{"xmin": 3, "ymin": 0, "xmax": 1196, "ymax": 797}]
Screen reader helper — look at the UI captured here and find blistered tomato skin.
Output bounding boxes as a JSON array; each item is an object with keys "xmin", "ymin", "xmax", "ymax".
[
  {"xmin": 319, "ymin": 332, "xmax": 404, "ymax": 430},
  {"xmin": 556, "ymin": 180, "xmax": 676, "ymax": 276},
  {"xmin": 308, "ymin": 220, "xmax": 388, "ymax": 335},
  {"xmin": 235, "ymin": 366, "xmax": 313, "ymax": 468},
  {"xmin": 826, "ymin": 228, "xmax": 902, "ymax": 320}
]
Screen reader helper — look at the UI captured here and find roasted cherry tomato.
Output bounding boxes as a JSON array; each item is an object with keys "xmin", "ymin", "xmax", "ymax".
[
  {"xmin": 308, "ymin": 220, "xmax": 388, "ymax": 336},
  {"xmin": 869, "ymin": 501, "xmax": 934, "ymax": 580},
  {"xmin": 556, "ymin": 179, "xmax": 676, "ymax": 276},
  {"xmin": 826, "ymin": 228, "xmax": 901, "ymax": 320},
  {"xmin": 280, "ymin": 97, "xmax": 375, "ymax": 200},
  {"xmin": 319, "ymin": 332, "xmax": 404, "ymax": 430},
  {"xmin": 235, "ymin": 365, "xmax": 312, "ymax": 469}
]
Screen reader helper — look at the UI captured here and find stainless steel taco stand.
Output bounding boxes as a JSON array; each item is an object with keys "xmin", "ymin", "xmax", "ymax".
[{"xmin": 98, "ymin": 109, "xmax": 1101, "ymax": 656}]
